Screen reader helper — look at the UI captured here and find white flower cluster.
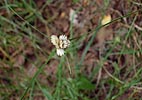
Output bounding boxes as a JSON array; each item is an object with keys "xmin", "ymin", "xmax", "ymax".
[{"xmin": 51, "ymin": 35, "xmax": 70, "ymax": 56}]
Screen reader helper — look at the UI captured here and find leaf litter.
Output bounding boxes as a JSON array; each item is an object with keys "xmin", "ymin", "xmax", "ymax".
[{"xmin": 0, "ymin": 0, "xmax": 142, "ymax": 99}]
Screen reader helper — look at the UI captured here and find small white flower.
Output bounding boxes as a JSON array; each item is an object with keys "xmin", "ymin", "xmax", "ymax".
[
  {"xmin": 51, "ymin": 35, "xmax": 59, "ymax": 48},
  {"xmin": 59, "ymin": 35, "xmax": 67, "ymax": 40},
  {"xmin": 56, "ymin": 48, "xmax": 64, "ymax": 56},
  {"xmin": 51, "ymin": 34, "xmax": 70, "ymax": 56},
  {"xmin": 59, "ymin": 35, "xmax": 70, "ymax": 49}
]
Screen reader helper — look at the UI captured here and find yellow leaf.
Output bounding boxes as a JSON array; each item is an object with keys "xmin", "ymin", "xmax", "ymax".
[{"xmin": 101, "ymin": 14, "xmax": 111, "ymax": 25}]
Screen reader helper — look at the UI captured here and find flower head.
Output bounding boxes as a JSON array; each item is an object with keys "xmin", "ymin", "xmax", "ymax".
[
  {"xmin": 56, "ymin": 48, "xmax": 64, "ymax": 56},
  {"xmin": 59, "ymin": 35, "xmax": 70, "ymax": 49},
  {"xmin": 51, "ymin": 34, "xmax": 70, "ymax": 56}
]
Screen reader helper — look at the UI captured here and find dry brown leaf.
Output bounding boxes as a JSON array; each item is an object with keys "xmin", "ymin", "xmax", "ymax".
[
  {"xmin": 60, "ymin": 12, "xmax": 66, "ymax": 18},
  {"xmin": 13, "ymin": 55, "xmax": 25, "ymax": 67},
  {"xmin": 96, "ymin": 27, "xmax": 113, "ymax": 48}
]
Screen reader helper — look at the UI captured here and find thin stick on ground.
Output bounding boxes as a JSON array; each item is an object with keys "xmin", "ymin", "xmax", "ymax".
[
  {"xmin": 65, "ymin": 56, "xmax": 72, "ymax": 74},
  {"xmin": 0, "ymin": 47, "xmax": 13, "ymax": 62},
  {"xmin": 103, "ymin": 66, "xmax": 142, "ymax": 90}
]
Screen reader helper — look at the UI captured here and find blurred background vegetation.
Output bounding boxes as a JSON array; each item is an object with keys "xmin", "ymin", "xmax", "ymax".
[{"xmin": 0, "ymin": 0, "xmax": 142, "ymax": 100}]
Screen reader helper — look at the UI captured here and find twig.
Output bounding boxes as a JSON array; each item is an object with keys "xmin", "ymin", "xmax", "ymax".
[
  {"xmin": 134, "ymin": 24, "xmax": 142, "ymax": 31},
  {"xmin": 12, "ymin": 46, "xmax": 24, "ymax": 57},
  {"xmin": 0, "ymin": 47, "xmax": 13, "ymax": 62},
  {"xmin": 131, "ymin": 86, "xmax": 142, "ymax": 90},
  {"xmin": 110, "ymin": 8, "xmax": 128, "ymax": 24},
  {"xmin": 103, "ymin": 66, "xmax": 124, "ymax": 84},
  {"xmin": 65, "ymin": 56, "xmax": 72, "ymax": 74},
  {"xmin": 103, "ymin": 66, "xmax": 142, "ymax": 90},
  {"xmin": 96, "ymin": 67, "xmax": 102, "ymax": 86}
]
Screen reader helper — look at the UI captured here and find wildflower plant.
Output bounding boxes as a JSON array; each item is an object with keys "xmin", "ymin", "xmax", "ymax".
[{"xmin": 51, "ymin": 34, "xmax": 70, "ymax": 56}]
